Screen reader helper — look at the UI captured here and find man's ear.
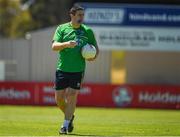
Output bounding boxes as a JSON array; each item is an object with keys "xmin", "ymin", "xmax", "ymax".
[
  {"xmin": 70, "ymin": 13, "xmax": 75, "ymax": 17},
  {"xmin": 70, "ymin": 14, "xmax": 72, "ymax": 18}
]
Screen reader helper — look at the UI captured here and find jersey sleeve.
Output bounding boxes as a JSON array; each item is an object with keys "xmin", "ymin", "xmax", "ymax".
[
  {"xmin": 87, "ymin": 29, "xmax": 97, "ymax": 47},
  {"xmin": 53, "ymin": 25, "xmax": 63, "ymax": 42}
]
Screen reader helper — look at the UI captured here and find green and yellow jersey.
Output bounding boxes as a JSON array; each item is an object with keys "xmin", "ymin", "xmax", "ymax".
[{"xmin": 53, "ymin": 22, "xmax": 97, "ymax": 72}]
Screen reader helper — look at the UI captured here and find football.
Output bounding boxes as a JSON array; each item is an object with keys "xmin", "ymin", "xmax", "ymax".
[{"xmin": 81, "ymin": 44, "xmax": 96, "ymax": 59}]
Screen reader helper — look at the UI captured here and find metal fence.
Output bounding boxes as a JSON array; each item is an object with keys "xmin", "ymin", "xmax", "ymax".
[
  {"xmin": 0, "ymin": 27, "xmax": 111, "ymax": 83},
  {"xmin": 1, "ymin": 27, "xmax": 180, "ymax": 84}
]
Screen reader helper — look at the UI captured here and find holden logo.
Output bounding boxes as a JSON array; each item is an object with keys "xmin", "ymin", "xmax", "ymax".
[{"xmin": 112, "ymin": 87, "xmax": 133, "ymax": 107}]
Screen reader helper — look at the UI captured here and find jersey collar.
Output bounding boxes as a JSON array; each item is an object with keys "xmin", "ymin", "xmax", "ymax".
[{"xmin": 69, "ymin": 22, "xmax": 82, "ymax": 29}]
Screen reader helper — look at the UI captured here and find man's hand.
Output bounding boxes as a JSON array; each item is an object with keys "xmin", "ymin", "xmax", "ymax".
[
  {"xmin": 86, "ymin": 54, "xmax": 98, "ymax": 61},
  {"xmin": 67, "ymin": 41, "xmax": 77, "ymax": 48},
  {"xmin": 52, "ymin": 40, "xmax": 77, "ymax": 51},
  {"xmin": 87, "ymin": 58, "xmax": 96, "ymax": 61}
]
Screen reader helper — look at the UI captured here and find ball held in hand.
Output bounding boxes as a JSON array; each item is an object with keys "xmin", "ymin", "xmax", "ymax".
[{"xmin": 81, "ymin": 44, "xmax": 96, "ymax": 59}]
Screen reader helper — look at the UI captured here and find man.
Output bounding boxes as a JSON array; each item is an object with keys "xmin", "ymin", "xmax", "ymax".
[{"xmin": 51, "ymin": 4, "xmax": 99, "ymax": 134}]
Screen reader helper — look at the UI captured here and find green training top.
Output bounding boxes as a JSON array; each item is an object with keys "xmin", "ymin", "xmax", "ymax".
[{"xmin": 53, "ymin": 22, "xmax": 97, "ymax": 72}]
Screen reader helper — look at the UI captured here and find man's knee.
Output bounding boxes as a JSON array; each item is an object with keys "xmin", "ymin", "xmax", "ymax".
[
  {"xmin": 55, "ymin": 90, "xmax": 65, "ymax": 106},
  {"xmin": 66, "ymin": 88, "xmax": 79, "ymax": 102},
  {"xmin": 68, "ymin": 88, "xmax": 79, "ymax": 96}
]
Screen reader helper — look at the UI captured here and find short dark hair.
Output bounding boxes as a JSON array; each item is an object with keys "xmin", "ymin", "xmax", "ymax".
[{"xmin": 69, "ymin": 4, "xmax": 84, "ymax": 15}]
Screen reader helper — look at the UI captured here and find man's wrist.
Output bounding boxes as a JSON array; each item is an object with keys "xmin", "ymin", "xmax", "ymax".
[{"xmin": 64, "ymin": 42, "xmax": 70, "ymax": 48}]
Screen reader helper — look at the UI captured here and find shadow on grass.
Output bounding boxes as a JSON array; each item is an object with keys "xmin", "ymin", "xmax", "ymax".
[{"xmin": 68, "ymin": 133, "xmax": 100, "ymax": 136}]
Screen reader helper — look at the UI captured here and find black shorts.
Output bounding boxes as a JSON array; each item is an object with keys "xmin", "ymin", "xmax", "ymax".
[{"xmin": 55, "ymin": 70, "xmax": 84, "ymax": 90}]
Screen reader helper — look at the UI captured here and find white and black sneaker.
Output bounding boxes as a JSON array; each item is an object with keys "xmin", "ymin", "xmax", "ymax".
[
  {"xmin": 68, "ymin": 115, "xmax": 75, "ymax": 133},
  {"xmin": 59, "ymin": 126, "xmax": 67, "ymax": 135}
]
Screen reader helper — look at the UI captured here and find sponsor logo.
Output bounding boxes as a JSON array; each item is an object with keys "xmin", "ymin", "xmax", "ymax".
[
  {"xmin": 129, "ymin": 13, "xmax": 180, "ymax": 23},
  {"xmin": 43, "ymin": 96, "xmax": 56, "ymax": 104},
  {"xmin": 43, "ymin": 86, "xmax": 54, "ymax": 93},
  {"xmin": 0, "ymin": 88, "xmax": 30, "ymax": 99},
  {"xmin": 139, "ymin": 92, "xmax": 180, "ymax": 104},
  {"xmin": 84, "ymin": 8, "xmax": 125, "ymax": 24},
  {"xmin": 77, "ymin": 82, "xmax": 81, "ymax": 87},
  {"xmin": 112, "ymin": 87, "xmax": 133, "ymax": 107},
  {"xmin": 80, "ymin": 86, "xmax": 91, "ymax": 95}
]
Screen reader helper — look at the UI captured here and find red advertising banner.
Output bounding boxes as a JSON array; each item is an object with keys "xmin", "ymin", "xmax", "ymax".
[
  {"xmin": 0, "ymin": 82, "xmax": 37, "ymax": 105},
  {"xmin": 0, "ymin": 82, "xmax": 180, "ymax": 109},
  {"xmin": 38, "ymin": 82, "xmax": 55, "ymax": 105},
  {"xmin": 78, "ymin": 84, "xmax": 180, "ymax": 109}
]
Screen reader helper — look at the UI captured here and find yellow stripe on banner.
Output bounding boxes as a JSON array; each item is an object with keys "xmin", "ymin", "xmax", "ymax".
[{"xmin": 111, "ymin": 51, "xmax": 126, "ymax": 84}]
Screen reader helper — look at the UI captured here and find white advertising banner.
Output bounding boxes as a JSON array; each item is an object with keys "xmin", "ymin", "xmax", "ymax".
[
  {"xmin": 0, "ymin": 61, "xmax": 5, "ymax": 81},
  {"xmin": 92, "ymin": 26, "xmax": 180, "ymax": 51}
]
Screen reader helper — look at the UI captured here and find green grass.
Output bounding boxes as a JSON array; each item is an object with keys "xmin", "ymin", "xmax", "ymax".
[{"xmin": 0, "ymin": 105, "xmax": 180, "ymax": 136}]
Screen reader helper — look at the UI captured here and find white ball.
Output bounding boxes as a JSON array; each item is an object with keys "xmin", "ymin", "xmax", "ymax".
[{"xmin": 81, "ymin": 44, "xmax": 96, "ymax": 59}]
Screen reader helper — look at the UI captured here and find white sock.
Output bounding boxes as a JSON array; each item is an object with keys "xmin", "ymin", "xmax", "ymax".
[{"xmin": 63, "ymin": 120, "xmax": 70, "ymax": 129}]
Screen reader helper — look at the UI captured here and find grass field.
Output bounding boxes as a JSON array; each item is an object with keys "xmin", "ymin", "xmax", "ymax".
[{"xmin": 0, "ymin": 105, "xmax": 180, "ymax": 136}]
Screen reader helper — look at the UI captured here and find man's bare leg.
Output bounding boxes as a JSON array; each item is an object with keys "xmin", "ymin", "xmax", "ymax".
[
  {"xmin": 55, "ymin": 88, "xmax": 78, "ymax": 133},
  {"xmin": 65, "ymin": 88, "xmax": 79, "ymax": 120},
  {"xmin": 55, "ymin": 90, "xmax": 66, "ymax": 114}
]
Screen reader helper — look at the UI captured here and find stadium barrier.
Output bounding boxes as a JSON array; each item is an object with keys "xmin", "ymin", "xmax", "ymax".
[{"xmin": 0, "ymin": 82, "xmax": 179, "ymax": 109}]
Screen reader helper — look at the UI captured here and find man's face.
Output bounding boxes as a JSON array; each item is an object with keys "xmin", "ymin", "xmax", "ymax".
[{"xmin": 71, "ymin": 10, "xmax": 84, "ymax": 24}]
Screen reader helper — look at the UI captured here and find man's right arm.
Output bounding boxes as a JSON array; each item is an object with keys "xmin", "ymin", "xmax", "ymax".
[
  {"xmin": 52, "ymin": 25, "xmax": 77, "ymax": 51},
  {"xmin": 52, "ymin": 41, "xmax": 77, "ymax": 51}
]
